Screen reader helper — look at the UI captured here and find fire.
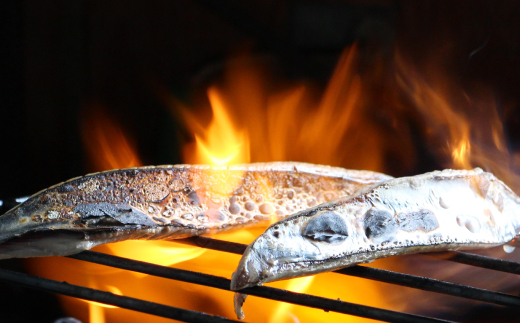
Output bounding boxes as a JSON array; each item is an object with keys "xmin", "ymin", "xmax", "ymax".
[
  {"xmin": 82, "ymin": 105, "xmax": 143, "ymax": 171},
  {"xmin": 394, "ymin": 50, "xmax": 519, "ymax": 186},
  {"xmin": 24, "ymin": 42, "xmax": 520, "ymax": 322},
  {"xmin": 268, "ymin": 276, "xmax": 315, "ymax": 323},
  {"xmin": 451, "ymin": 138, "xmax": 471, "ymax": 169},
  {"xmin": 184, "ymin": 87, "xmax": 250, "ymax": 166}
]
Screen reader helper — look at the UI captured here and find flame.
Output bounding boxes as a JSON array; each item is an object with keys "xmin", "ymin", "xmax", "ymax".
[
  {"xmin": 186, "ymin": 87, "xmax": 250, "ymax": 166},
  {"xmin": 269, "ymin": 276, "xmax": 315, "ymax": 323},
  {"xmin": 394, "ymin": 50, "xmax": 520, "ymax": 187},
  {"xmin": 88, "ymin": 303, "xmax": 105, "ymax": 323},
  {"xmin": 82, "ymin": 105, "xmax": 143, "ymax": 170},
  {"xmin": 451, "ymin": 137, "xmax": 471, "ymax": 169},
  {"xmin": 26, "ymin": 42, "xmax": 520, "ymax": 322}
]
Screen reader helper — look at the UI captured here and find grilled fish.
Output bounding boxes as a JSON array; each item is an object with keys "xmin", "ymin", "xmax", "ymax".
[
  {"xmin": 230, "ymin": 168, "xmax": 520, "ymax": 319},
  {"xmin": 0, "ymin": 162, "xmax": 391, "ymax": 259}
]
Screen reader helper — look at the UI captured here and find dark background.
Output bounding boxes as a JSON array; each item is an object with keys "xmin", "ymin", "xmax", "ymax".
[{"xmin": 2, "ymin": 1, "xmax": 520, "ymax": 322}]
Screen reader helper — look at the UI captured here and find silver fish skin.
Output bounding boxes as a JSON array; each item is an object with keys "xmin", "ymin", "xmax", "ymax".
[
  {"xmin": 230, "ymin": 168, "xmax": 520, "ymax": 291},
  {"xmin": 0, "ymin": 162, "xmax": 391, "ymax": 259}
]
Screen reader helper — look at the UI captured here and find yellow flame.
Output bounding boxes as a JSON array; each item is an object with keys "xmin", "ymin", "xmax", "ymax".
[
  {"xmin": 451, "ymin": 137, "xmax": 471, "ymax": 169},
  {"xmin": 28, "ymin": 42, "xmax": 520, "ymax": 323},
  {"xmin": 89, "ymin": 302, "xmax": 105, "ymax": 323},
  {"xmin": 190, "ymin": 87, "xmax": 250, "ymax": 166},
  {"xmin": 106, "ymin": 240, "xmax": 206, "ymax": 277},
  {"xmin": 269, "ymin": 276, "xmax": 315, "ymax": 323},
  {"xmin": 84, "ymin": 284, "xmax": 123, "ymax": 323}
]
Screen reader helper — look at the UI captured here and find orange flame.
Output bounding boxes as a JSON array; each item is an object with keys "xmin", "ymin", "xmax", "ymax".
[
  {"xmin": 394, "ymin": 50, "xmax": 519, "ymax": 187},
  {"xmin": 82, "ymin": 106, "xmax": 143, "ymax": 170},
  {"xmin": 184, "ymin": 87, "xmax": 250, "ymax": 165},
  {"xmin": 174, "ymin": 46, "xmax": 390, "ymax": 321},
  {"xmin": 26, "ymin": 42, "xmax": 520, "ymax": 322}
]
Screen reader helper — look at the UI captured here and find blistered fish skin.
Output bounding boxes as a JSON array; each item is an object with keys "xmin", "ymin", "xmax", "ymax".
[
  {"xmin": 0, "ymin": 162, "xmax": 391, "ymax": 259},
  {"xmin": 230, "ymin": 168, "xmax": 520, "ymax": 291}
]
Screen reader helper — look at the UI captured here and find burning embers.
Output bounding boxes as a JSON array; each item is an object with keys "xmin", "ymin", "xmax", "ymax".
[{"xmin": 20, "ymin": 43, "xmax": 520, "ymax": 323}]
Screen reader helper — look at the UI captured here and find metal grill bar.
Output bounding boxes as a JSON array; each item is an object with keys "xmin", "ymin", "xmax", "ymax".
[
  {"xmin": 0, "ymin": 267, "xmax": 238, "ymax": 323},
  {"xmin": 2, "ymin": 202, "xmax": 520, "ymax": 322},
  {"xmin": 336, "ymin": 266, "xmax": 520, "ymax": 307},
  {"xmin": 179, "ymin": 237, "xmax": 520, "ymax": 307},
  {"xmin": 67, "ymin": 251, "xmax": 450, "ymax": 323},
  {"xmin": 427, "ymin": 251, "xmax": 520, "ymax": 274}
]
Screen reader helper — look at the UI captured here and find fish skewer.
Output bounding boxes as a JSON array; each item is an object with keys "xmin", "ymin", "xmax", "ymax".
[
  {"xmin": 0, "ymin": 162, "xmax": 391, "ymax": 259},
  {"xmin": 230, "ymin": 168, "xmax": 520, "ymax": 319}
]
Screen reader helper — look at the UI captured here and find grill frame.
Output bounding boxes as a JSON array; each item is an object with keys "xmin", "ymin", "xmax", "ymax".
[{"xmin": 1, "ymin": 200, "xmax": 520, "ymax": 323}]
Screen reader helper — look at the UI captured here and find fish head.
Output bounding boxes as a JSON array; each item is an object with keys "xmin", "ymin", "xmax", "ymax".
[{"xmin": 230, "ymin": 202, "xmax": 371, "ymax": 290}]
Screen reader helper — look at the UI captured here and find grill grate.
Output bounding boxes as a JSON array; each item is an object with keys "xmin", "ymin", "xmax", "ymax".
[{"xmin": 1, "ymin": 200, "xmax": 520, "ymax": 322}]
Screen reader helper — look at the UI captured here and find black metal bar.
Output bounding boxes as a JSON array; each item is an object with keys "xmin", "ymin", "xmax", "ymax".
[
  {"xmin": 3, "ymin": 201, "xmax": 520, "ymax": 322},
  {"xmin": 68, "ymin": 251, "xmax": 452, "ymax": 323},
  {"xmin": 177, "ymin": 236, "xmax": 246, "ymax": 255},
  {"xmin": 336, "ymin": 266, "xmax": 520, "ymax": 307},
  {"xmin": 177, "ymin": 237, "xmax": 520, "ymax": 308},
  {"xmin": 0, "ymin": 267, "xmax": 239, "ymax": 323},
  {"xmin": 427, "ymin": 251, "xmax": 520, "ymax": 275}
]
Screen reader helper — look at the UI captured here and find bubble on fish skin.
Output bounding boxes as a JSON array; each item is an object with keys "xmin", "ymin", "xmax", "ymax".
[
  {"xmin": 456, "ymin": 215, "xmax": 481, "ymax": 233},
  {"xmin": 229, "ymin": 203, "xmax": 241, "ymax": 215},
  {"xmin": 181, "ymin": 213, "xmax": 194, "ymax": 220},
  {"xmin": 259, "ymin": 203, "xmax": 275, "ymax": 215},
  {"xmin": 465, "ymin": 218, "xmax": 481, "ymax": 233},
  {"xmin": 439, "ymin": 197, "xmax": 450, "ymax": 209},
  {"xmin": 245, "ymin": 201, "xmax": 255, "ymax": 211},
  {"xmin": 286, "ymin": 189, "xmax": 295, "ymax": 199},
  {"xmin": 162, "ymin": 209, "xmax": 175, "ymax": 218}
]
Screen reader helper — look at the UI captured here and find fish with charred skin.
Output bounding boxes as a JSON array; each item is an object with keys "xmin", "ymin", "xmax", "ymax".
[
  {"xmin": 0, "ymin": 162, "xmax": 391, "ymax": 259},
  {"xmin": 230, "ymin": 168, "xmax": 520, "ymax": 319}
]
